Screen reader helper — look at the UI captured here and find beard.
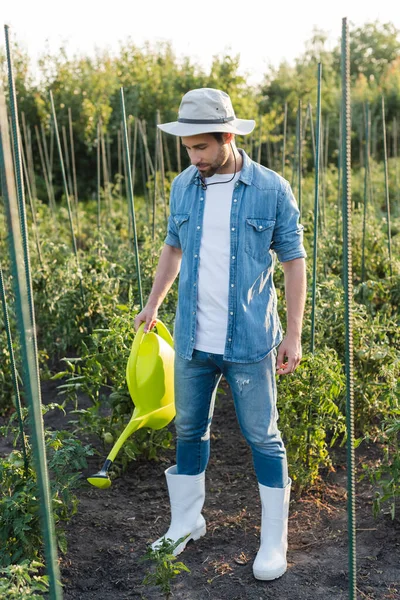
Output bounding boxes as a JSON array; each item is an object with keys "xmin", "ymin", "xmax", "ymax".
[{"xmin": 197, "ymin": 145, "xmax": 229, "ymax": 179}]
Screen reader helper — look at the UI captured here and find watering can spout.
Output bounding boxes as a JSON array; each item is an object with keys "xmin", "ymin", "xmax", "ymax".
[{"xmin": 87, "ymin": 320, "xmax": 175, "ymax": 488}]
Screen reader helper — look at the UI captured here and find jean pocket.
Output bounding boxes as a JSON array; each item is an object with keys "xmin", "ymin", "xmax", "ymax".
[
  {"xmin": 174, "ymin": 213, "xmax": 190, "ymax": 251},
  {"xmin": 245, "ymin": 218, "xmax": 275, "ymax": 260}
]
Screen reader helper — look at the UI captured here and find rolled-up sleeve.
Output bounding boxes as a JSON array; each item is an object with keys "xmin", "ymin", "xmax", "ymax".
[
  {"xmin": 164, "ymin": 182, "xmax": 181, "ymax": 249},
  {"xmin": 271, "ymin": 181, "xmax": 307, "ymax": 263}
]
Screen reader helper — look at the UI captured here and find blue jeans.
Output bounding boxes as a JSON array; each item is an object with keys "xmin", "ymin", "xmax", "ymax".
[{"xmin": 174, "ymin": 349, "xmax": 289, "ymax": 488}]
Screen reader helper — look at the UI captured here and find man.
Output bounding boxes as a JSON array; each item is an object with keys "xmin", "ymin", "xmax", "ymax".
[{"xmin": 134, "ymin": 88, "xmax": 306, "ymax": 581}]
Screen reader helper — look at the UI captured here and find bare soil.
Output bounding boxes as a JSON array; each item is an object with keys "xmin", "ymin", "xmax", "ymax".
[
  {"xmin": 3, "ymin": 379, "xmax": 399, "ymax": 599},
  {"xmin": 48, "ymin": 376, "xmax": 399, "ymax": 600}
]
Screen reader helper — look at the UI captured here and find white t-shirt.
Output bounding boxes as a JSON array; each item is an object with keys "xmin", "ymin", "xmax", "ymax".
[{"xmin": 194, "ymin": 171, "xmax": 241, "ymax": 354}]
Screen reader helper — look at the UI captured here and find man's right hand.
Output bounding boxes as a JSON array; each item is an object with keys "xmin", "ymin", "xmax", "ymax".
[{"xmin": 134, "ymin": 305, "xmax": 158, "ymax": 333}]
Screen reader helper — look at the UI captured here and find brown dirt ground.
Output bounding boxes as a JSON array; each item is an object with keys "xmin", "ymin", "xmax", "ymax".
[
  {"xmin": 49, "ymin": 376, "xmax": 400, "ymax": 600},
  {"xmin": 2, "ymin": 378, "xmax": 399, "ymax": 599}
]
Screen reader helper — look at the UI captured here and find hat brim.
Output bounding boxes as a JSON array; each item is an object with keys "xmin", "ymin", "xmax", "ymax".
[{"xmin": 157, "ymin": 118, "xmax": 255, "ymax": 137}]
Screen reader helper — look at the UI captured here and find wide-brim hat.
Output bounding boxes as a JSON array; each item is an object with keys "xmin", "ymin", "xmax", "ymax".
[{"xmin": 158, "ymin": 88, "xmax": 255, "ymax": 137}]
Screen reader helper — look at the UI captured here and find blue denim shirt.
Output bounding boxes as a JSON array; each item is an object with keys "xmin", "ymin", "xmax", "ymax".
[{"xmin": 164, "ymin": 149, "xmax": 306, "ymax": 363}]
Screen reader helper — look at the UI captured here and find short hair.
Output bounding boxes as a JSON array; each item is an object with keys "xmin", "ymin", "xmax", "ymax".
[{"xmin": 210, "ymin": 132, "xmax": 226, "ymax": 144}]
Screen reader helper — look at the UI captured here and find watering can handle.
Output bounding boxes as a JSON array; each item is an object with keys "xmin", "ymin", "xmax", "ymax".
[{"xmin": 128, "ymin": 320, "xmax": 174, "ymax": 399}]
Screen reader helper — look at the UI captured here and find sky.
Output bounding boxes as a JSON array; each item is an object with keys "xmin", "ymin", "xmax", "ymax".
[{"xmin": 2, "ymin": 0, "xmax": 399, "ymax": 85}]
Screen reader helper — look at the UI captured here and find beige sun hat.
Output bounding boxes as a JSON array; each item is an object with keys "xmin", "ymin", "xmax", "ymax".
[{"xmin": 157, "ymin": 88, "xmax": 255, "ymax": 137}]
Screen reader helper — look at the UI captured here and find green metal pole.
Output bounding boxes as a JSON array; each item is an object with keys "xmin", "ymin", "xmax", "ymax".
[
  {"xmin": 298, "ymin": 100, "xmax": 302, "ymax": 217},
  {"xmin": 97, "ymin": 122, "xmax": 101, "ymax": 230},
  {"xmin": 381, "ymin": 95, "xmax": 393, "ymax": 277},
  {"xmin": 361, "ymin": 102, "xmax": 370, "ymax": 283},
  {"xmin": 0, "ymin": 86, "xmax": 63, "ymax": 600},
  {"xmin": 0, "ymin": 261, "xmax": 29, "ymax": 472},
  {"xmin": 5, "ymin": 25, "xmax": 38, "ymax": 343},
  {"xmin": 120, "ymin": 88, "xmax": 144, "ymax": 310},
  {"xmin": 341, "ymin": 18, "xmax": 357, "ymax": 600},
  {"xmin": 310, "ymin": 63, "xmax": 322, "ymax": 354}
]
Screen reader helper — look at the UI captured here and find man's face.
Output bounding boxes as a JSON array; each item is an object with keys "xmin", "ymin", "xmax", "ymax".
[{"xmin": 181, "ymin": 133, "xmax": 230, "ymax": 178}]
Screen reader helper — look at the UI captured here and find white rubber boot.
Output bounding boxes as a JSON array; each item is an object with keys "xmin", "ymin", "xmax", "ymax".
[
  {"xmin": 151, "ymin": 465, "xmax": 206, "ymax": 556},
  {"xmin": 253, "ymin": 478, "xmax": 292, "ymax": 581}
]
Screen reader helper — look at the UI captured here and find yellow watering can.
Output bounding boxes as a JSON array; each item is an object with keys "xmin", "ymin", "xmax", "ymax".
[{"xmin": 87, "ymin": 320, "xmax": 175, "ymax": 489}]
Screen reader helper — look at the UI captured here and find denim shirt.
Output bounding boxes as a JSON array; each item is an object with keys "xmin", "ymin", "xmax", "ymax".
[{"xmin": 164, "ymin": 149, "xmax": 306, "ymax": 363}]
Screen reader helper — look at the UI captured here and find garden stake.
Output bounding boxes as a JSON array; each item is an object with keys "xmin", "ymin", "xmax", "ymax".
[
  {"xmin": 393, "ymin": 117, "xmax": 400, "ymax": 213},
  {"xmin": 282, "ymin": 102, "xmax": 287, "ymax": 177},
  {"xmin": 21, "ymin": 112, "xmax": 37, "ymax": 201},
  {"xmin": 297, "ymin": 99, "xmax": 302, "ymax": 217},
  {"xmin": 131, "ymin": 117, "xmax": 138, "ymax": 191},
  {"xmin": 35, "ymin": 124, "xmax": 55, "ymax": 218},
  {"xmin": 120, "ymin": 87, "xmax": 143, "ymax": 310},
  {"xmin": 310, "ymin": 63, "xmax": 322, "ymax": 355},
  {"xmin": 5, "ymin": 24, "xmax": 39, "ymax": 338},
  {"xmin": 97, "ymin": 122, "xmax": 101, "ymax": 230},
  {"xmin": 381, "ymin": 95, "xmax": 392, "ymax": 276},
  {"xmin": 341, "ymin": 18, "xmax": 357, "ymax": 600},
  {"xmin": 61, "ymin": 125, "xmax": 74, "ymax": 208},
  {"xmin": 0, "ymin": 84, "xmax": 63, "ymax": 600},
  {"xmin": 306, "ymin": 63, "xmax": 322, "ymax": 470},
  {"xmin": 336, "ymin": 113, "xmax": 342, "ymax": 240},
  {"xmin": 308, "ymin": 102, "xmax": 316, "ymax": 166},
  {"xmin": 21, "ymin": 142, "xmax": 44, "ymax": 268},
  {"xmin": 49, "ymin": 90, "xmax": 78, "ymax": 258},
  {"xmin": 257, "ymin": 117, "xmax": 262, "ymax": 165},
  {"xmin": 361, "ymin": 102, "xmax": 370, "ymax": 283},
  {"xmin": 0, "ymin": 261, "xmax": 29, "ymax": 473},
  {"xmin": 176, "ymin": 135, "xmax": 181, "ymax": 173},
  {"xmin": 157, "ymin": 110, "xmax": 168, "ymax": 224},
  {"xmin": 68, "ymin": 107, "xmax": 79, "ymax": 210},
  {"xmin": 152, "ymin": 116, "xmax": 159, "ymax": 240},
  {"xmin": 41, "ymin": 122, "xmax": 56, "ymax": 212},
  {"xmin": 139, "ymin": 125, "xmax": 150, "ymax": 209},
  {"xmin": 117, "ymin": 128, "xmax": 122, "ymax": 197},
  {"xmin": 100, "ymin": 122, "xmax": 111, "ymax": 214},
  {"xmin": 291, "ymin": 107, "xmax": 299, "ymax": 189},
  {"xmin": 163, "ymin": 127, "xmax": 172, "ymax": 173},
  {"xmin": 106, "ymin": 131, "xmax": 112, "ymax": 185}
]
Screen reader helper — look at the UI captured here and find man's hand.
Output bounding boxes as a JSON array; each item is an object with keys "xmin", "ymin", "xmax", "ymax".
[
  {"xmin": 134, "ymin": 304, "xmax": 158, "ymax": 333},
  {"xmin": 276, "ymin": 334, "xmax": 302, "ymax": 375}
]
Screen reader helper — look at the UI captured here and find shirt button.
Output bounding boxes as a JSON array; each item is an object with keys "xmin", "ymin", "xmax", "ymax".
[
  {"xmin": 194, "ymin": 254, "xmax": 198, "ymax": 258},
  {"xmin": 200, "ymin": 197, "xmax": 204, "ymax": 200},
  {"xmin": 191, "ymin": 337, "xmax": 194, "ymax": 341},
  {"xmin": 232, "ymin": 256, "xmax": 236, "ymax": 260},
  {"xmin": 231, "ymin": 284, "xmax": 234, "ymax": 288},
  {"xmin": 231, "ymin": 227, "xmax": 235, "ymax": 231},
  {"xmin": 194, "ymin": 283, "xmax": 196, "ymax": 286},
  {"xmin": 230, "ymin": 311, "xmax": 233, "ymax": 315},
  {"xmin": 200, "ymin": 197, "xmax": 204, "ymax": 201},
  {"xmin": 193, "ymin": 311, "xmax": 196, "ymax": 315},
  {"xmin": 228, "ymin": 338, "xmax": 232, "ymax": 341},
  {"xmin": 233, "ymin": 199, "xmax": 237, "ymax": 203},
  {"xmin": 259, "ymin": 225, "xmax": 263, "ymax": 229},
  {"xmin": 197, "ymin": 226, "xmax": 201, "ymax": 230}
]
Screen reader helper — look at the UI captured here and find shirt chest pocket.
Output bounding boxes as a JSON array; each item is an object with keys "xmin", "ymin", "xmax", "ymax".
[
  {"xmin": 174, "ymin": 213, "xmax": 190, "ymax": 251},
  {"xmin": 245, "ymin": 218, "xmax": 276, "ymax": 260}
]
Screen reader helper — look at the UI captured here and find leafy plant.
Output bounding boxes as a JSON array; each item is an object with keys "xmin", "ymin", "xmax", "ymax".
[
  {"xmin": 142, "ymin": 536, "xmax": 190, "ymax": 599},
  {"xmin": 0, "ymin": 560, "xmax": 49, "ymax": 599}
]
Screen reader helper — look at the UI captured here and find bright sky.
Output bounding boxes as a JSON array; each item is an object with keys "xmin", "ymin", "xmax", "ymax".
[{"xmin": 2, "ymin": 0, "xmax": 399, "ymax": 85}]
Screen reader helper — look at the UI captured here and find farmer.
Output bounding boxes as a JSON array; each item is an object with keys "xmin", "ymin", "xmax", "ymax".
[{"xmin": 134, "ymin": 88, "xmax": 306, "ymax": 581}]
